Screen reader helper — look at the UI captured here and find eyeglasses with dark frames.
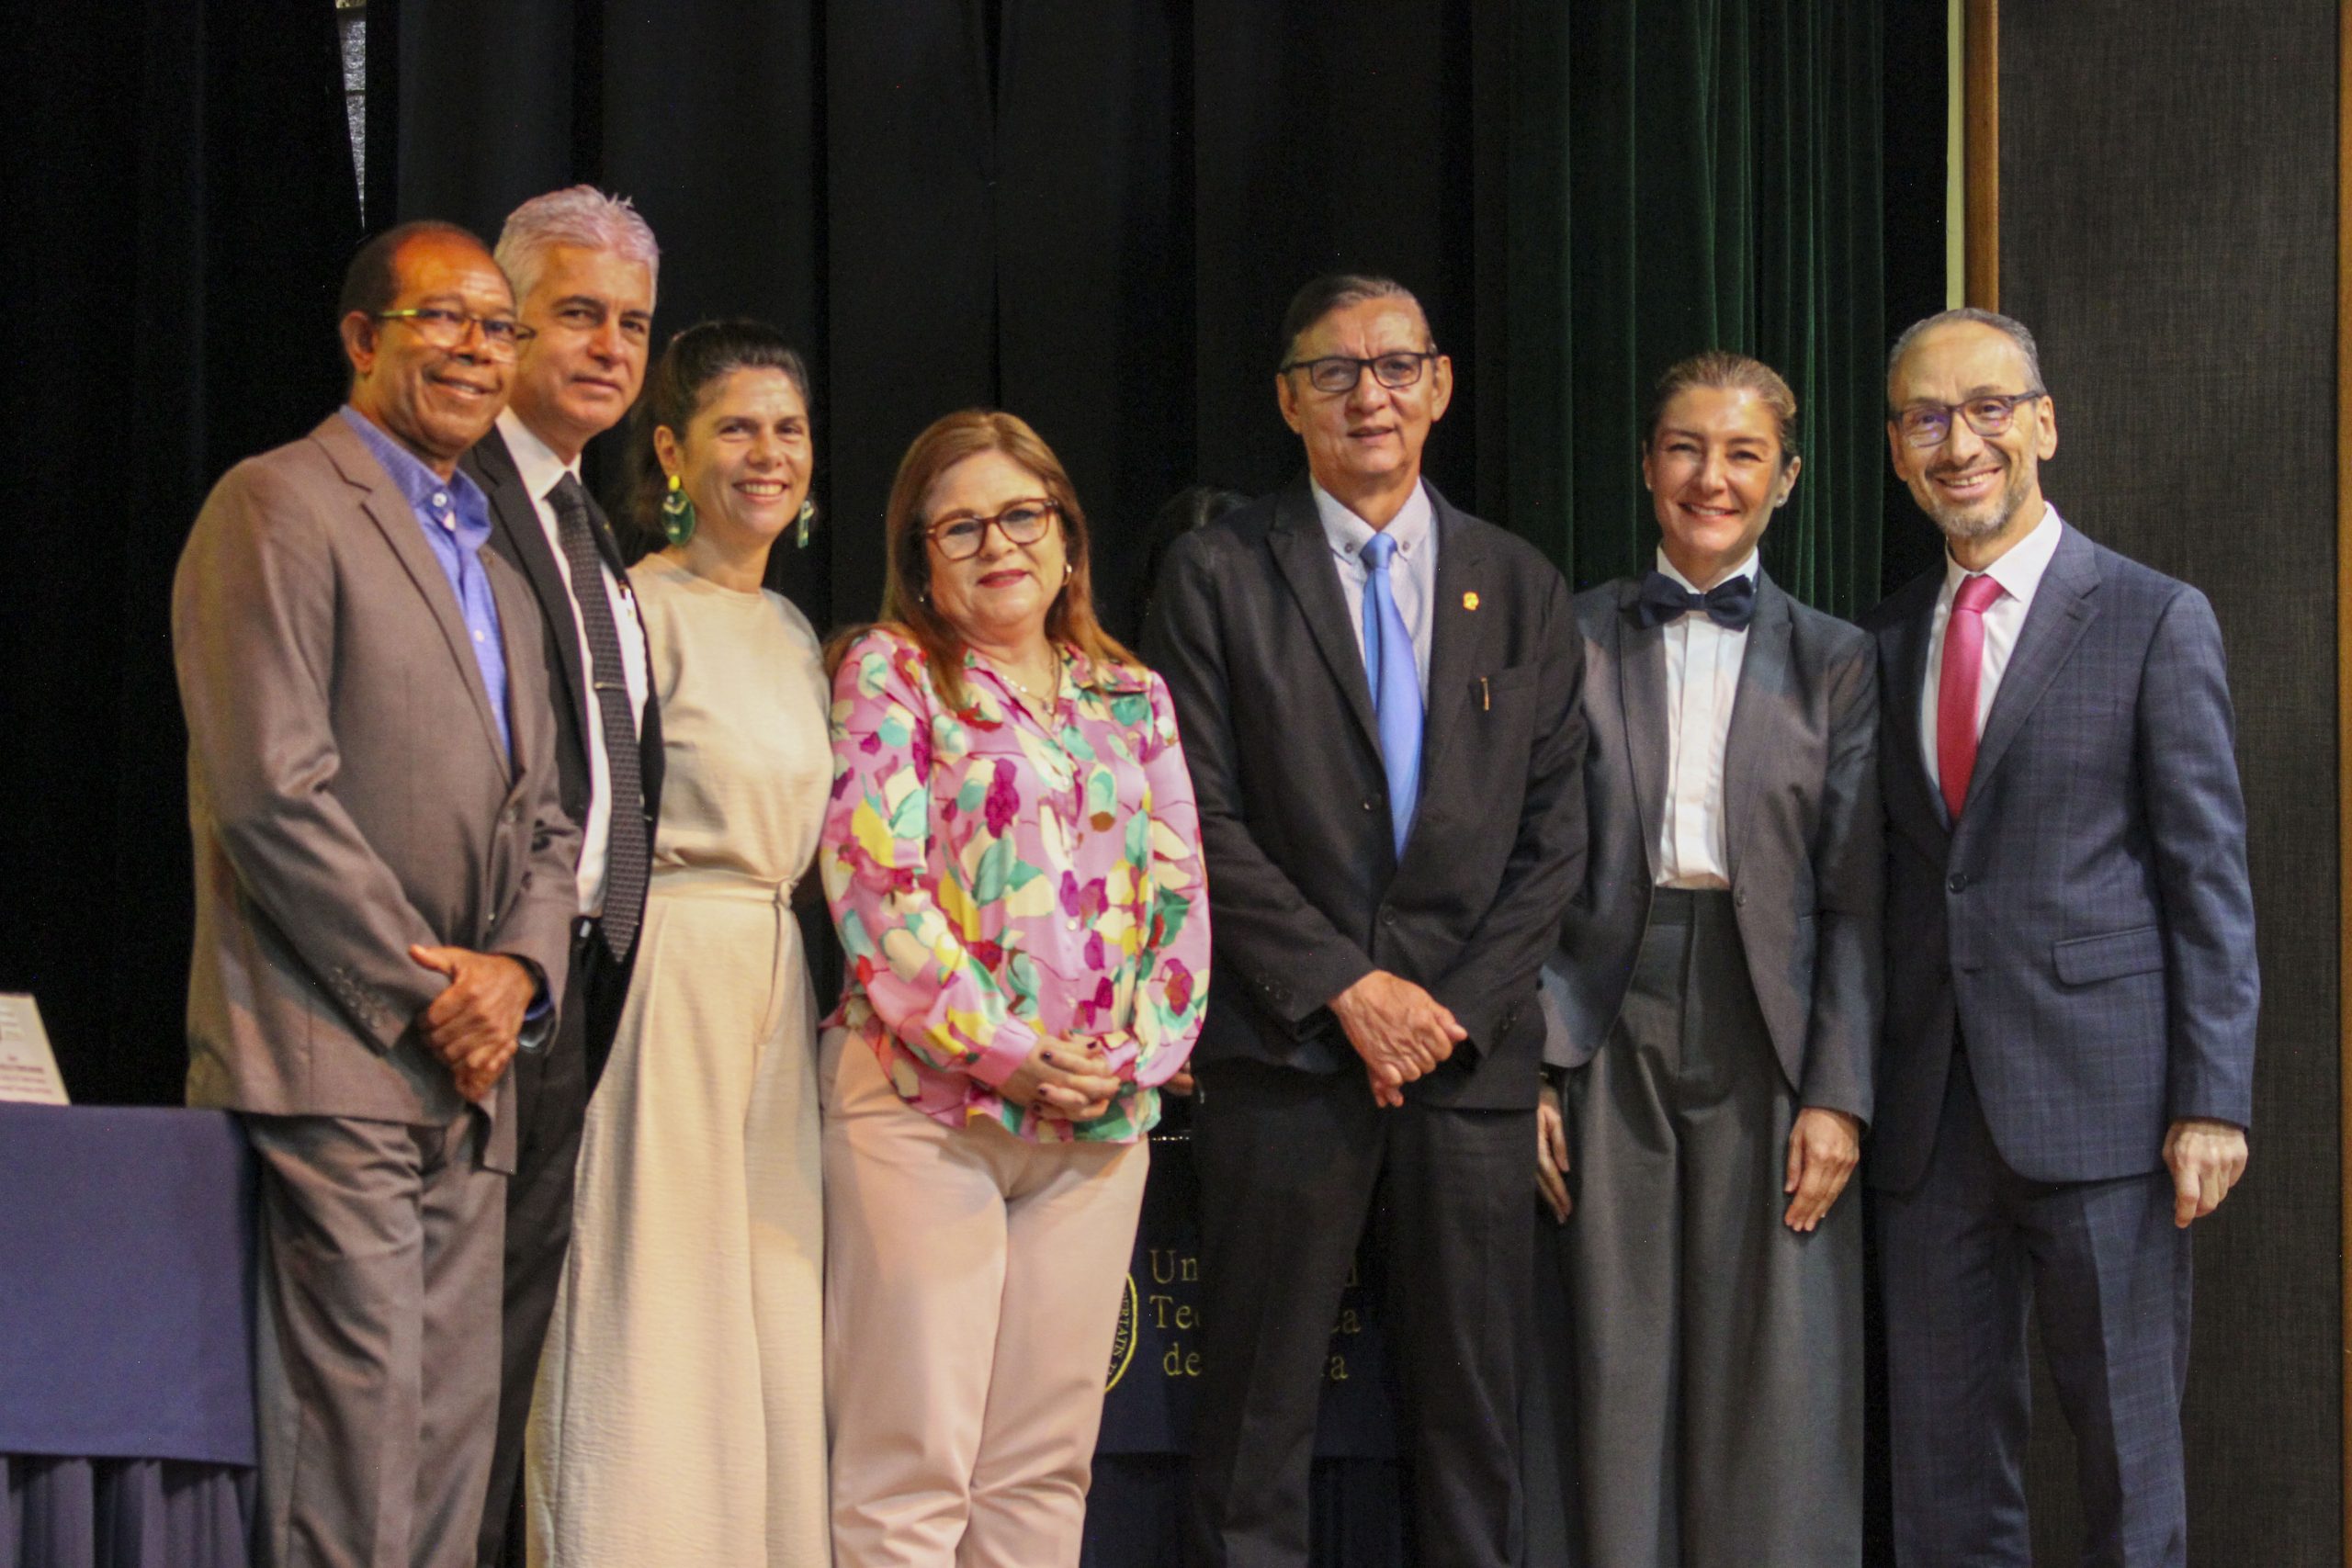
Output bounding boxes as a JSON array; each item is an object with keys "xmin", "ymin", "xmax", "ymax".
[
  {"xmin": 1894, "ymin": 390, "xmax": 2046, "ymax": 448},
  {"xmin": 1278, "ymin": 351, "xmax": 1440, "ymax": 396},
  {"xmin": 928, "ymin": 499, "xmax": 1060, "ymax": 561},
  {"xmin": 374, "ymin": 306, "xmax": 535, "ymax": 362}
]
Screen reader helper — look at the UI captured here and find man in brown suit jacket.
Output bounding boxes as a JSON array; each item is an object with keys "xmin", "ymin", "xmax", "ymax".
[{"xmin": 173, "ymin": 220, "xmax": 578, "ymax": 1568}]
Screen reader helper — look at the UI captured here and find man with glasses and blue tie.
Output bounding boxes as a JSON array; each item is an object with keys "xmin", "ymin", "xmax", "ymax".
[
  {"xmin": 174, "ymin": 220, "xmax": 577, "ymax": 1567},
  {"xmin": 1863, "ymin": 309, "xmax": 2258, "ymax": 1567},
  {"xmin": 1145, "ymin": 274, "xmax": 1586, "ymax": 1568}
]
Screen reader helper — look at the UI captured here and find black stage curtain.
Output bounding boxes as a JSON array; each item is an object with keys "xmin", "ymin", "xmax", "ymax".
[
  {"xmin": 0, "ymin": 11, "xmax": 1928, "ymax": 1088},
  {"xmin": 0, "ymin": 3, "xmax": 1949, "ymax": 1562},
  {"xmin": 380, "ymin": 0, "xmax": 1893, "ymax": 615},
  {"xmin": 379, "ymin": 0, "xmax": 1513, "ymax": 649},
  {"xmin": 0, "ymin": 1, "xmax": 361, "ymax": 1106},
  {"xmin": 1877, "ymin": 0, "xmax": 1951, "ymax": 600}
]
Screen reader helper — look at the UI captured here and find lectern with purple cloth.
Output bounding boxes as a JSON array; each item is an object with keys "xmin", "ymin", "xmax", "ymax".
[{"xmin": 0, "ymin": 1104, "xmax": 257, "ymax": 1568}]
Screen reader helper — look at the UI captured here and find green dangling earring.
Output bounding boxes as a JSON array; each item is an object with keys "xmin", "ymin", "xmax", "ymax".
[
  {"xmin": 662, "ymin": 473, "xmax": 696, "ymax": 546},
  {"xmin": 795, "ymin": 497, "xmax": 816, "ymax": 550}
]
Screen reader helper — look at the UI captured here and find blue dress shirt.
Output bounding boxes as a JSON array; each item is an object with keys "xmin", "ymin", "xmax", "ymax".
[{"xmin": 340, "ymin": 407, "xmax": 512, "ymax": 762}]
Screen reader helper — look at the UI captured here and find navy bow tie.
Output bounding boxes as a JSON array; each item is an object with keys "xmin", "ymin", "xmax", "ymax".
[{"xmin": 1635, "ymin": 570, "xmax": 1757, "ymax": 630}]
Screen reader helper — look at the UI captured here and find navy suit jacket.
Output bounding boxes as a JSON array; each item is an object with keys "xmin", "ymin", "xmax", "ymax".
[
  {"xmin": 1862, "ymin": 520, "xmax": 2257, "ymax": 1192},
  {"xmin": 1142, "ymin": 474, "xmax": 1588, "ymax": 1110}
]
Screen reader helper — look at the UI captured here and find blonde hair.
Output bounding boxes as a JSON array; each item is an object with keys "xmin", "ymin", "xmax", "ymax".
[
  {"xmin": 829, "ymin": 410, "xmax": 1137, "ymax": 710},
  {"xmin": 1645, "ymin": 350, "xmax": 1799, "ymax": 468}
]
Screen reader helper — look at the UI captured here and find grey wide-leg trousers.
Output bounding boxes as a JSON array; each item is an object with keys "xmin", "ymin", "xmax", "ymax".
[{"xmin": 1561, "ymin": 888, "xmax": 1862, "ymax": 1568}]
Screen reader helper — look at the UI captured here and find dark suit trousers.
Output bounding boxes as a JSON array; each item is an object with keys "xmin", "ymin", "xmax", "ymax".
[
  {"xmin": 478, "ymin": 919, "xmax": 628, "ymax": 1568},
  {"xmin": 1878, "ymin": 1053, "xmax": 2191, "ymax": 1568},
  {"xmin": 1561, "ymin": 889, "xmax": 1862, "ymax": 1568},
  {"xmin": 1185, "ymin": 1057, "xmax": 1532, "ymax": 1568}
]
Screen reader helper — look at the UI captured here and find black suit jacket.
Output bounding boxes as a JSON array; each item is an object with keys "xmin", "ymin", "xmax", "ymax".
[
  {"xmin": 463, "ymin": 427, "xmax": 664, "ymax": 925},
  {"xmin": 1541, "ymin": 572, "xmax": 1882, "ymax": 1121},
  {"xmin": 1143, "ymin": 474, "xmax": 1587, "ymax": 1110}
]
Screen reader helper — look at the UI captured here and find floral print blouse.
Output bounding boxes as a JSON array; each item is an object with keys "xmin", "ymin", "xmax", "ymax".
[{"xmin": 820, "ymin": 626, "xmax": 1210, "ymax": 1144}]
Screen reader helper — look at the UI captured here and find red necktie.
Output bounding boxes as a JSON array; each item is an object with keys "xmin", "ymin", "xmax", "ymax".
[{"xmin": 1937, "ymin": 573, "xmax": 2006, "ymax": 820}]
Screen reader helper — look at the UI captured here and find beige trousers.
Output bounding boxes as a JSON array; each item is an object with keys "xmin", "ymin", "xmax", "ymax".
[{"xmin": 821, "ymin": 1029, "xmax": 1148, "ymax": 1568}]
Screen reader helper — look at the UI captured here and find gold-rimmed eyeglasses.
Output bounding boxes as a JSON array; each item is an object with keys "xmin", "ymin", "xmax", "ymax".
[{"xmin": 375, "ymin": 306, "xmax": 535, "ymax": 362}]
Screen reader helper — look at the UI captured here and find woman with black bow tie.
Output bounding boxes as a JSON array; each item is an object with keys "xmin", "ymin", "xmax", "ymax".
[{"xmin": 1535, "ymin": 351, "xmax": 1883, "ymax": 1568}]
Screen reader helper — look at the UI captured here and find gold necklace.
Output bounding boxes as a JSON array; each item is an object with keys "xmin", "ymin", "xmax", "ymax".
[{"xmin": 986, "ymin": 651, "xmax": 1060, "ymax": 708}]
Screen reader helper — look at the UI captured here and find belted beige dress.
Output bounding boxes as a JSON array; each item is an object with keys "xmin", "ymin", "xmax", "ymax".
[{"xmin": 527, "ymin": 554, "xmax": 832, "ymax": 1566}]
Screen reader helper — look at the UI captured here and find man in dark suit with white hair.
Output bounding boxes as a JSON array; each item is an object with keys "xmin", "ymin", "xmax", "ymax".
[{"xmin": 460, "ymin": 185, "xmax": 664, "ymax": 1568}]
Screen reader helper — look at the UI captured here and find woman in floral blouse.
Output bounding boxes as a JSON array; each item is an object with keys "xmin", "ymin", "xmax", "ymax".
[{"xmin": 819, "ymin": 409, "xmax": 1209, "ymax": 1567}]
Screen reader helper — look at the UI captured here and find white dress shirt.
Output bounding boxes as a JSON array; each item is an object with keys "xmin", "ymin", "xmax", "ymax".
[
  {"xmin": 1917, "ymin": 502, "xmax": 2064, "ymax": 795},
  {"xmin": 1655, "ymin": 547, "xmax": 1758, "ymax": 889},
  {"xmin": 1312, "ymin": 478, "xmax": 1436, "ymax": 702},
  {"xmin": 495, "ymin": 409, "xmax": 652, "ymax": 917}
]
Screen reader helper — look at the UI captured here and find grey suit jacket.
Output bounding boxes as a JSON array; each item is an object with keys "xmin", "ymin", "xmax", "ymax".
[
  {"xmin": 173, "ymin": 412, "xmax": 581, "ymax": 1172},
  {"xmin": 1540, "ymin": 572, "xmax": 1883, "ymax": 1120},
  {"xmin": 1862, "ymin": 521, "xmax": 2258, "ymax": 1192}
]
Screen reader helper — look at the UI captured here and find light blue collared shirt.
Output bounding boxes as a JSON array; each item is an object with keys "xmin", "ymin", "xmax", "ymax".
[
  {"xmin": 1311, "ymin": 478, "xmax": 1437, "ymax": 702},
  {"xmin": 341, "ymin": 407, "xmax": 511, "ymax": 762}
]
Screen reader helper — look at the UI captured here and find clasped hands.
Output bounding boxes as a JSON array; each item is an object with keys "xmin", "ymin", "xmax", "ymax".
[
  {"xmin": 1005, "ymin": 968, "xmax": 1465, "ymax": 1121},
  {"xmin": 1332, "ymin": 969, "xmax": 1466, "ymax": 1110},
  {"xmin": 410, "ymin": 945, "xmax": 537, "ymax": 1101},
  {"xmin": 1001, "ymin": 1039, "xmax": 1124, "ymax": 1122}
]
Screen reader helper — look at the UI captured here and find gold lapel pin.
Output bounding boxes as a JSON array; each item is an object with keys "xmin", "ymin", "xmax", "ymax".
[{"xmin": 1462, "ymin": 591, "xmax": 1480, "ymax": 611}]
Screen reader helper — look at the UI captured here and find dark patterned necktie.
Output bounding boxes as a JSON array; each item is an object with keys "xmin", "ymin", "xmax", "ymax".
[{"xmin": 549, "ymin": 474, "xmax": 650, "ymax": 961}]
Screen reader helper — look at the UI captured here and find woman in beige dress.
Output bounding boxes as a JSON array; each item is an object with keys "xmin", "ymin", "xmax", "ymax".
[{"xmin": 528, "ymin": 320, "xmax": 831, "ymax": 1565}]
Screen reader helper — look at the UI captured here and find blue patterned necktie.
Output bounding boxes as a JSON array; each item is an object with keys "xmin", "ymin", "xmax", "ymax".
[{"xmin": 1360, "ymin": 531, "xmax": 1423, "ymax": 859}]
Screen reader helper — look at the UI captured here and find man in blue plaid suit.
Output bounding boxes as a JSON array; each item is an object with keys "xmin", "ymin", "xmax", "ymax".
[{"xmin": 1862, "ymin": 309, "xmax": 2257, "ymax": 1568}]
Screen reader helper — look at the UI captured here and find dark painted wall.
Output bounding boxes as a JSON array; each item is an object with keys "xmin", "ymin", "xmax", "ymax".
[{"xmin": 1995, "ymin": 6, "xmax": 2340, "ymax": 1561}]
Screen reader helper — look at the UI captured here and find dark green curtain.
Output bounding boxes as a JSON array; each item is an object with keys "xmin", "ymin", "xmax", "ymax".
[{"xmin": 1508, "ymin": 0, "xmax": 1884, "ymax": 614}]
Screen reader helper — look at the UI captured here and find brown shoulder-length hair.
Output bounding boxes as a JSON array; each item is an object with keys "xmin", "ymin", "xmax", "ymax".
[{"xmin": 827, "ymin": 409, "xmax": 1137, "ymax": 710}]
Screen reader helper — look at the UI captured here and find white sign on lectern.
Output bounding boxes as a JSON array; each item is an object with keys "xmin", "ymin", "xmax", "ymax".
[{"xmin": 0, "ymin": 994, "xmax": 68, "ymax": 1104}]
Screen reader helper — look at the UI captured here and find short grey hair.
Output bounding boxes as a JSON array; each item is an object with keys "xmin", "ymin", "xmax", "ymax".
[
  {"xmin": 494, "ymin": 186, "xmax": 661, "ymax": 308},
  {"xmin": 1885, "ymin": 307, "xmax": 2044, "ymax": 398}
]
